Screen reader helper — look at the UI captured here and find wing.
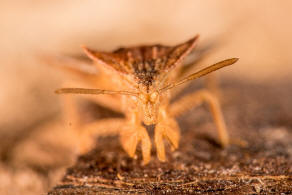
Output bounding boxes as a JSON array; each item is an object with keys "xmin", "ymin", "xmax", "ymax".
[
  {"xmin": 41, "ymin": 54, "xmax": 98, "ymax": 75},
  {"xmin": 40, "ymin": 53, "xmax": 101, "ymax": 85},
  {"xmin": 179, "ymin": 40, "xmax": 216, "ymax": 78}
]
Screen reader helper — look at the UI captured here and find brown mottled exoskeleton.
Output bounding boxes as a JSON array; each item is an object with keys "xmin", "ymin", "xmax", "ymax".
[{"xmin": 52, "ymin": 35, "xmax": 238, "ymax": 164}]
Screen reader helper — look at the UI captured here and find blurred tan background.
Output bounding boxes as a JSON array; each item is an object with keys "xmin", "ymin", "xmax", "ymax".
[{"xmin": 0, "ymin": 1, "xmax": 292, "ymax": 194}]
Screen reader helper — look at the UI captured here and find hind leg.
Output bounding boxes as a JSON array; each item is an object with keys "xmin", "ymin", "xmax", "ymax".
[{"xmin": 170, "ymin": 89, "xmax": 229, "ymax": 147}]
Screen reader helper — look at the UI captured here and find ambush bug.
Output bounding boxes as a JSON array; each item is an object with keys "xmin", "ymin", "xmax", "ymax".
[{"xmin": 53, "ymin": 35, "xmax": 238, "ymax": 164}]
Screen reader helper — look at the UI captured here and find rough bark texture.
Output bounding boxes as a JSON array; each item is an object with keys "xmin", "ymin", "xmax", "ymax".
[{"xmin": 48, "ymin": 80, "xmax": 292, "ymax": 194}]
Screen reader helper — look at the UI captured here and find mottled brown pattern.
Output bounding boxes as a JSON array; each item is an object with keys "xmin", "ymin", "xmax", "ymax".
[{"xmin": 83, "ymin": 35, "xmax": 199, "ymax": 88}]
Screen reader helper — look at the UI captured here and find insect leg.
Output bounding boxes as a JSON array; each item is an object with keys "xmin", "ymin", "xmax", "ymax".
[
  {"xmin": 154, "ymin": 108, "xmax": 180, "ymax": 162},
  {"xmin": 170, "ymin": 89, "xmax": 229, "ymax": 147},
  {"xmin": 77, "ymin": 118, "xmax": 125, "ymax": 154},
  {"xmin": 119, "ymin": 112, "xmax": 151, "ymax": 164}
]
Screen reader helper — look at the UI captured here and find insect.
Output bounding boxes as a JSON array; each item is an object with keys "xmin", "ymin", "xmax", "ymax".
[{"xmin": 52, "ymin": 35, "xmax": 238, "ymax": 164}]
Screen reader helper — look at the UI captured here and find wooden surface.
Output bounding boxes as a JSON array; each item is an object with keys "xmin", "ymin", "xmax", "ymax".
[{"xmin": 48, "ymin": 80, "xmax": 292, "ymax": 194}]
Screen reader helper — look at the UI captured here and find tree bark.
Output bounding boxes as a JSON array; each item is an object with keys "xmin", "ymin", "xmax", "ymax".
[{"xmin": 49, "ymin": 80, "xmax": 292, "ymax": 194}]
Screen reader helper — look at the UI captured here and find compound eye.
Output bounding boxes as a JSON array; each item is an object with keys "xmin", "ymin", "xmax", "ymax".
[{"xmin": 150, "ymin": 92, "xmax": 158, "ymax": 102}]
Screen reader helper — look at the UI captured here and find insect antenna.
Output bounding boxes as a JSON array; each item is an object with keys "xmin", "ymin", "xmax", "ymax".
[
  {"xmin": 55, "ymin": 88, "xmax": 138, "ymax": 97},
  {"xmin": 159, "ymin": 58, "xmax": 238, "ymax": 92}
]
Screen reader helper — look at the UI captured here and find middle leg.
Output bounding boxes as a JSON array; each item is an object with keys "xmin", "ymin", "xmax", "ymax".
[{"xmin": 77, "ymin": 118, "xmax": 125, "ymax": 154}]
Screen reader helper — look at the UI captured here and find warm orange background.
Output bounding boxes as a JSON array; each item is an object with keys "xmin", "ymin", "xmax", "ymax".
[
  {"xmin": 0, "ymin": 1, "xmax": 291, "ymax": 194},
  {"xmin": 1, "ymin": 1, "xmax": 292, "ymax": 131}
]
